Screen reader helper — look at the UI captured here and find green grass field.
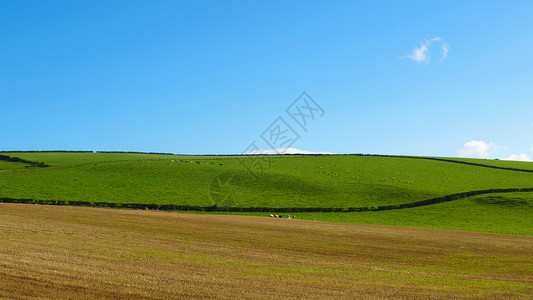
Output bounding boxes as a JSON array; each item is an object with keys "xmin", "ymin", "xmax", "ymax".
[
  {"xmin": 205, "ymin": 192, "xmax": 533, "ymax": 235},
  {"xmin": 1, "ymin": 152, "xmax": 532, "ymax": 235}
]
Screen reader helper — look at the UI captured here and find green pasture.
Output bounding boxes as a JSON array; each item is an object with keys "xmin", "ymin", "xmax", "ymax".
[{"xmin": 1, "ymin": 152, "xmax": 532, "ymax": 234}]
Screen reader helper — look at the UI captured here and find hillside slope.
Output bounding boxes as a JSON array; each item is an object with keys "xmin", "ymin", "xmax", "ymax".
[
  {"xmin": 1, "ymin": 152, "xmax": 532, "ymax": 234},
  {"xmin": 1, "ymin": 152, "xmax": 532, "ymax": 208}
]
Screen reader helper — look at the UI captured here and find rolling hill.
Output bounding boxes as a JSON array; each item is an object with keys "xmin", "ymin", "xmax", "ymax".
[{"xmin": 1, "ymin": 151, "xmax": 532, "ymax": 235}]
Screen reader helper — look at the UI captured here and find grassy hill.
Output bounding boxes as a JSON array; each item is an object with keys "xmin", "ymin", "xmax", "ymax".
[{"xmin": 1, "ymin": 152, "xmax": 532, "ymax": 234}]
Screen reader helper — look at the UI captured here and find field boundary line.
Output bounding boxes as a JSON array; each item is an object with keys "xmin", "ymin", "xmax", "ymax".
[
  {"xmin": 383, "ymin": 155, "xmax": 533, "ymax": 173},
  {"xmin": 1, "ymin": 187, "xmax": 532, "ymax": 212}
]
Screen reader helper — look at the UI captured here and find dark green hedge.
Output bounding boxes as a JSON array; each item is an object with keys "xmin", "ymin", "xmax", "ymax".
[
  {"xmin": 2, "ymin": 187, "xmax": 532, "ymax": 212},
  {"xmin": 0, "ymin": 155, "xmax": 49, "ymax": 168}
]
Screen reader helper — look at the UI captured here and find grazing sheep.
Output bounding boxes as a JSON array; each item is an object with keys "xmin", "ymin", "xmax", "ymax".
[
  {"xmin": 269, "ymin": 214, "xmax": 274, "ymax": 217},
  {"xmin": 275, "ymin": 215, "xmax": 279, "ymax": 218},
  {"xmin": 293, "ymin": 215, "xmax": 296, "ymax": 219},
  {"xmin": 278, "ymin": 215, "xmax": 282, "ymax": 218},
  {"xmin": 287, "ymin": 215, "xmax": 292, "ymax": 219}
]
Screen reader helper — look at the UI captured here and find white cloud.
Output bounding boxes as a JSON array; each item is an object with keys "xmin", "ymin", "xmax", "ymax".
[
  {"xmin": 458, "ymin": 140, "xmax": 494, "ymax": 158},
  {"xmin": 407, "ymin": 43, "xmax": 429, "ymax": 63},
  {"xmin": 459, "ymin": 140, "xmax": 533, "ymax": 162},
  {"xmin": 441, "ymin": 43, "xmax": 449, "ymax": 61},
  {"xmin": 501, "ymin": 153, "xmax": 531, "ymax": 162},
  {"xmin": 405, "ymin": 37, "xmax": 449, "ymax": 64},
  {"xmin": 243, "ymin": 148, "xmax": 333, "ymax": 155}
]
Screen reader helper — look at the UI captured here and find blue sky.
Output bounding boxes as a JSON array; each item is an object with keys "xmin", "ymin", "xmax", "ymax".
[{"xmin": 1, "ymin": 1, "xmax": 532, "ymax": 160}]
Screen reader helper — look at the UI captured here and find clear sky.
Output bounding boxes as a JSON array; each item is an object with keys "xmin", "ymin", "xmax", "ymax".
[{"xmin": 1, "ymin": 1, "xmax": 532, "ymax": 160}]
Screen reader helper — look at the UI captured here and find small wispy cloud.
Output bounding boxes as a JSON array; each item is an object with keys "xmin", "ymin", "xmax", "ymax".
[
  {"xmin": 501, "ymin": 153, "xmax": 531, "ymax": 162},
  {"xmin": 458, "ymin": 140, "xmax": 494, "ymax": 158},
  {"xmin": 405, "ymin": 37, "xmax": 449, "ymax": 64},
  {"xmin": 441, "ymin": 42, "xmax": 449, "ymax": 61},
  {"xmin": 406, "ymin": 43, "xmax": 429, "ymax": 63}
]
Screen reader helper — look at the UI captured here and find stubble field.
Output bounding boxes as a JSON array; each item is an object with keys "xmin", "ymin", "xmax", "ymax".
[{"xmin": 1, "ymin": 203, "xmax": 531, "ymax": 299}]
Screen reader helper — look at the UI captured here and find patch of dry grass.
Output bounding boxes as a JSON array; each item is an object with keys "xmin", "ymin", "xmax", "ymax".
[{"xmin": 0, "ymin": 203, "xmax": 532, "ymax": 299}]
